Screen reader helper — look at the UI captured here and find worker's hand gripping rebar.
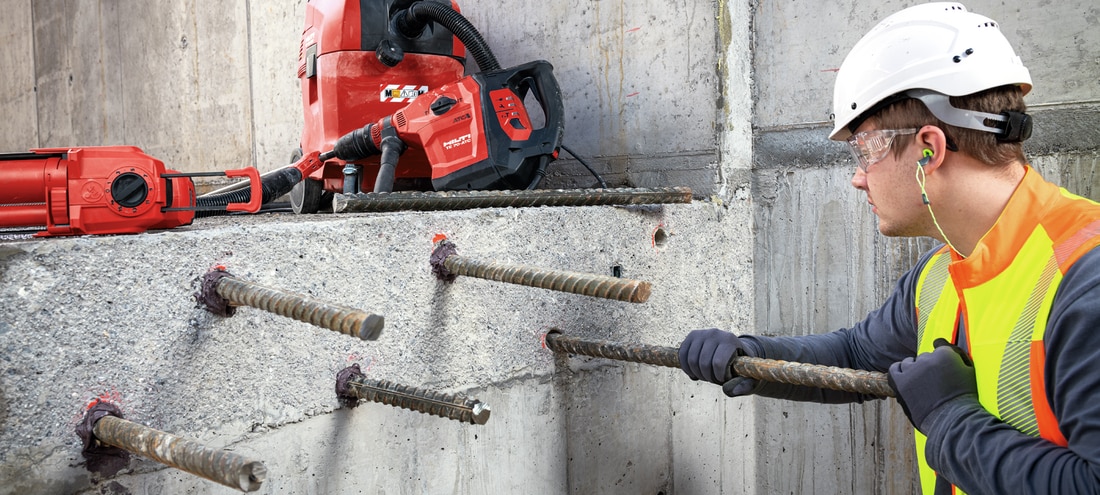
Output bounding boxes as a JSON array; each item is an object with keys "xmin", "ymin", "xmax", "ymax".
[
  {"xmin": 336, "ymin": 364, "xmax": 490, "ymax": 425},
  {"xmin": 544, "ymin": 329, "xmax": 895, "ymax": 398},
  {"xmin": 431, "ymin": 240, "xmax": 651, "ymax": 303},
  {"xmin": 197, "ymin": 268, "xmax": 383, "ymax": 340},
  {"xmin": 76, "ymin": 400, "xmax": 266, "ymax": 492}
]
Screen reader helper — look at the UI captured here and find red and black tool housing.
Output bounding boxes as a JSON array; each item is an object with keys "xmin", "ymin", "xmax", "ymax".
[
  {"xmin": 298, "ymin": 0, "xmax": 467, "ymax": 192},
  {"xmin": 0, "ymin": 146, "xmax": 196, "ymax": 237},
  {"xmin": 367, "ymin": 60, "xmax": 565, "ymax": 190}
]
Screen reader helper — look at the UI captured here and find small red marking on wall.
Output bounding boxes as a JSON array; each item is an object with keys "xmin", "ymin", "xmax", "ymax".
[
  {"xmin": 85, "ymin": 390, "xmax": 123, "ymax": 411},
  {"xmin": 651, "ymin": 222, "xmax": 666, "ymax": 249},
  {"xmin": 71, "ymin": 388, "xmax": 129, "ymax": 429}
]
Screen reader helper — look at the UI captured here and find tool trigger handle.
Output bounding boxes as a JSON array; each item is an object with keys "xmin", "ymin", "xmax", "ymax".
[{"xmin": 291, "ymin": 150, "xmax": 325, "ymax": 178}]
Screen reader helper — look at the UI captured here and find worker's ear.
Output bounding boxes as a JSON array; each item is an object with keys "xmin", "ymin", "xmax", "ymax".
[{"xmin": 915, "ymin": 126, "xmax": 947, "ymax": 174}]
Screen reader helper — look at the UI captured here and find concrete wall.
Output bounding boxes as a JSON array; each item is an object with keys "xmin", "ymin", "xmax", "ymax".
[{"xmin": 1, "ymin": 1, "xmax": 1097, "ymax": 494}]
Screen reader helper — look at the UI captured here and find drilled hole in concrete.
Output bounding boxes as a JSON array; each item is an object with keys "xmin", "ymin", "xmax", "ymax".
[
  {"xmin": 652, "ymin": 227, "xmax": 670, "ymax": 248},
  {"xmin": 611, "ymin": 264, "xmax": 623, "ymax": 278}
]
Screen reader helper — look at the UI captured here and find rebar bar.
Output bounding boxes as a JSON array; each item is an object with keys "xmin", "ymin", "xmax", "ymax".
[
  {"xmin": 336, "ymin": 365, "xmax": 490, "ymax": 425},
  {"xmin": 90, "ymin": 414, "xmax": 266, "ymax": 492},
  {"xmin": 198, "ymin": 269, "xmax": 383, "ymax": 340},
  {"xmin": 544, "ymin": 330, "xmax": 895, "ymax": 398},
  {"xmin": 332, "ymin": 187, "xmax": 693, "ymax": 213},
  {"xmin": 431, "ymin": 241, "xmax": 651, "ymax": 303}
]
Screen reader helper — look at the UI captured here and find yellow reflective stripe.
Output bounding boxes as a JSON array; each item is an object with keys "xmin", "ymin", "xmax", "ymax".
[
  {"xmin": 997, "ymin": 255, "xmax": 1058, "ymax": 436},
  {"xmin": 915, "ymin": 251, "xmax": 953, "ymax": 350}
]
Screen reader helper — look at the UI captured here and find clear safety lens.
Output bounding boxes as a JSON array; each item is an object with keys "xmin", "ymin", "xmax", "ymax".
[{"xmin": 846, "ymin": 128, "xmax": 917, "ymax": 172}]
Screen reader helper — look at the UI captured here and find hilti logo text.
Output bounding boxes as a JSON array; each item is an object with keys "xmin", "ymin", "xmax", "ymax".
[{"xmin": 443, "ymin": 134, "xmax": 472, "ymax": 150}]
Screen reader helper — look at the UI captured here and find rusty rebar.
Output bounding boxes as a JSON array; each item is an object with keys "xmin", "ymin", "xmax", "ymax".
[
  {"xmin": 336, "ymin": 365, "xmax": 490, "ymax": 425},
  {"xmin": 332, "ymin": 187, "xmax": 693, "ymax": 213},
  {"xmin": 430, "ymin": 241, "xmax": 651, "ymax": 303},
  {"xmin": 89, "ymin": 413, "xmax": 265, "ymax": 492},
  {"xmin": 544, "ymin": 330, "xmax": 895, "ymax": 398},
  {"xmin": 198, "ymin": 269, "xmax": 383, "ymax": 340}
]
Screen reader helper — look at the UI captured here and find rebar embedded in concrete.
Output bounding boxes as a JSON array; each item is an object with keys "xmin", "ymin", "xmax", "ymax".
[
  {"xmin": 332, "ymin": 186, "xmax": 693, "ymax": 213},
  {"xmin": 430, "ymin": 241, "xmax": 651, "ymax": 303},
  {"xmin": 199, "ymin": 269, "xmax": 383, "ymax": 340},
  {"xmin": 544, "ymin": 330, "xmax": 895, "ymax": 398},
  {"xmin": 336, "ymin": 364, "xmax": 490, "ymax": 425},
  {"xmin": 85, "ymin": 410, "xmax": 265, "ymax": 492}
]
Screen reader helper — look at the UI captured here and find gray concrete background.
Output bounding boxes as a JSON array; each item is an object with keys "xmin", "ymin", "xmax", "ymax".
[{"xmin": 1, "ymin": 0, "xmax": 1097, "ymax": 494}]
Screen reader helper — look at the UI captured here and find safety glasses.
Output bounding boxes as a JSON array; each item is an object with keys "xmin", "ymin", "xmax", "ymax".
[{"xmin": 846, "ymin": 128, "xmax": 917, "ymax": 172}]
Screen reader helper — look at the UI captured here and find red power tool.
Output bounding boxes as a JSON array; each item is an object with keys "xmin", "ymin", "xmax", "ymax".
[
  {"xmin": 323, "ymin": 59, "xmax": 563, "ymax": 193},
  {"xmin": 293, "ymin": 0, "xmax": 467, "ymax": 212},
  {"xmin": 292, "ymin": 0, "xmax": 565, "ymax": 211},
  {"xmin": 0, "ymin": 146, "xmax": 324, "ymax": 237}
]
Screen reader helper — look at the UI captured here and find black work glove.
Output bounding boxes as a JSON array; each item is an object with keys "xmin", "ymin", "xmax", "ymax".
[
  {"xmin": 887, "ymin": 338, "xmax": 978, "ymax": 434},
  {"xmin": 679, "ymin": 328, "xmax": 758, "ymax": 396}
]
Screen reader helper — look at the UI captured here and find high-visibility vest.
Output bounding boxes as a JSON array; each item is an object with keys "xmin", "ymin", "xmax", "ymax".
[{"xmin": 911, "ymin": 167, "xmax": 1100, "ymax": 494}]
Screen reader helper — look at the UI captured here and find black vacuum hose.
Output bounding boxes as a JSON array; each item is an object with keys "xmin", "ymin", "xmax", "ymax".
[
  {"xmin": 396, "ymin": 2, "xmax": 501, "ymax": 71},
  {"xmin": 195, "ymin": 168, "xmax": 303, "ymax": 217}
]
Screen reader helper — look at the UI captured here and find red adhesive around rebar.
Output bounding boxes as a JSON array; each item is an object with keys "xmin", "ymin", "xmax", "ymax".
[
  {"xmin": 196, "ymin": 269, "xmax": 237, "ymax": 317},
  {"xmin": 75, "ymin": 400, "xmax": 130, "ymax": 477},
  {"xmin": 76, "ymin": 400, "xmax": 267, "ymax": 492}
]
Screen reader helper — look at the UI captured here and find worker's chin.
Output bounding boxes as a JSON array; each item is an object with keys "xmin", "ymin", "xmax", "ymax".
[
  {"xmin": 876, "ymin": 220, "xmax": 921, "ymax": 238},
  {"xmin": 875, "ymin": 220, "xmax": 904, "ymax": 238}
]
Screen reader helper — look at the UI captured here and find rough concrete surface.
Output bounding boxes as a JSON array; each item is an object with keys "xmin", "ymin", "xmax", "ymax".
[{"xmin": 0, "ymin": 200, "xmax": 755, "ymax": 494}]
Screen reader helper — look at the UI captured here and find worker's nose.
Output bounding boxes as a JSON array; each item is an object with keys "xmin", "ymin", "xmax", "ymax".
[{"xmin": 851, "ymin": 167, "xmax": 867, "ymax": 190}]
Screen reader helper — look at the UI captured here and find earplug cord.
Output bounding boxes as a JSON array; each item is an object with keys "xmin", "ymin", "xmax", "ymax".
[{"xmin": 916, "ymin": 149, "xmax": 965, "ymax": 258}]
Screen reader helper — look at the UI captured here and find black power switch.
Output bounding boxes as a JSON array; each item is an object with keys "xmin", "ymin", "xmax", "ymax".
[{"xmin": 430, "ymin": 96, "xmax": 457, "ymax": 116}]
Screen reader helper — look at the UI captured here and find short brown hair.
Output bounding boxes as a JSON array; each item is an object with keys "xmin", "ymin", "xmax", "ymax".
[{"xmin": 869, "ymin": 85, "xmax": 1028, "ymax": 166}]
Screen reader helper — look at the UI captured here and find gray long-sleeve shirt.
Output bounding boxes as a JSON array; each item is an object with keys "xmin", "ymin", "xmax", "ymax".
[{"xmin": 739, "ymin": 246, "xmax": 1100, "ymax": 494}]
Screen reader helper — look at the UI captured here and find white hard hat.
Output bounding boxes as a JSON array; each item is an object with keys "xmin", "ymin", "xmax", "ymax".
[{"xmin": 829, "ymin": 2, "xmax": 1032, "ymax": 141}]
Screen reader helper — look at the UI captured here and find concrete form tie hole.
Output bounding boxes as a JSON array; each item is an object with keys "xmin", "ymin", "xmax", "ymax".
[{"xmin": 652, "ymin": 227, "xmax": 670, "ymax": 249}]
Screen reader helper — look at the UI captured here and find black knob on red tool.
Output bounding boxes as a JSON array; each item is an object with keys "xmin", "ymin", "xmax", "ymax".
[
  {"xmin": 110, "ymin": 172, "xmax": 149, "ymax": 208},
  {"xmin": 376, "ymin": 39, "xmax": 404, "ymax": 67},
  {"xmin": 430, "ymin": 96, "xmax": 457, "ymax": 115}
]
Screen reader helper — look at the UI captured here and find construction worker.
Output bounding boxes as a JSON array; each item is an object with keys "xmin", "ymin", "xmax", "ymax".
[{"xmin": 678, "ymin": 3, "xmax": 1100, "ymax": 494}]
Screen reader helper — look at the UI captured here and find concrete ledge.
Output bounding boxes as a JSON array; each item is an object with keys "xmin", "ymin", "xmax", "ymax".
[{"xmin": 0, "ymin": 201, "xmax": 754, "ymax": 494}]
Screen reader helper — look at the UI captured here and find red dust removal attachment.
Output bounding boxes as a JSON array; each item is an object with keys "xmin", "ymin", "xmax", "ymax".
[{"xmin": 0, "ymin": 146, "xmax": 262, "ymax": 237}]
